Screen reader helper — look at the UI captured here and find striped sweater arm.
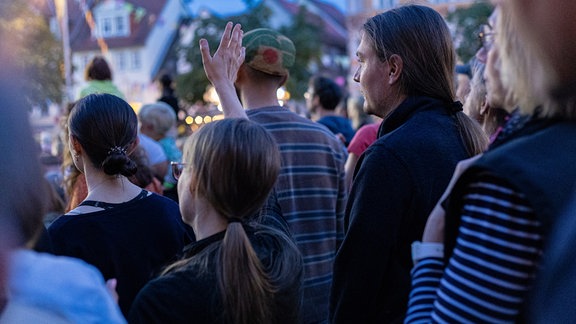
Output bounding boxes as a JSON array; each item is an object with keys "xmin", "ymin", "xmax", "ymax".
[{"xmin": 406, "ymin": 172, "xmax": 543, "ymax": 323}]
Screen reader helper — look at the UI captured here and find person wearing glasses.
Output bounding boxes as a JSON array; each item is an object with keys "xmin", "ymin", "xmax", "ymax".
[
  {"xmin": 404, "ymin": 1, "xmax": 573, "ymax": 321},
  {"xmin": 129, "ymin": 118, "xmax": 303, "ymax": 324},
  {"xmin": 462, "ymin": 11, "xmax": 510, "ymax": 141},
  {"xmin": 45, "ymin": 94, "xmax": 194, "ymax": 316}
]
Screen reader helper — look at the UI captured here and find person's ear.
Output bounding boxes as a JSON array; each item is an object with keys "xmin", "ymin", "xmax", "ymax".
[
  {"xmin": 278, "ymin": 72, "xmax": 289, "ymax": 87},
  {"xmin": 236, "ymin": 64, "xmax": 247, "ymax": 84},
  {"xmin": 70, "ymin": 135, "xmax": 83, "ymax": 156},
  {"xmin": 479, "ymin": 100, "xmax": 490, "ymax": 116},
  {"xmin": 387, "ymin": 54, "xmax": 403, "ymax": 85}
]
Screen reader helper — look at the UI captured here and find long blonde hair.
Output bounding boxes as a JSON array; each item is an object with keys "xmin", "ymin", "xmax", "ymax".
[{"xmin": 496, "ymin": 4, "xmax": 549, "ymax": 117}]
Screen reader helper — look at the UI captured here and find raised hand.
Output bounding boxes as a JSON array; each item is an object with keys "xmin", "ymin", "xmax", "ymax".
[{"xmin": 199, "ymin": 22, "xmax": 247, "ymax": 119}]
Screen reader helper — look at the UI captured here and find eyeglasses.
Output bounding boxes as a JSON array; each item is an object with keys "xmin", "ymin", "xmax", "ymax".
[
  {"xmin": 478, "ymin": 24, "xmax": 496, "ymax": 50},
  {"xmin": 171, "ymin": 161, "xmax": 187, "ymax": 180}
]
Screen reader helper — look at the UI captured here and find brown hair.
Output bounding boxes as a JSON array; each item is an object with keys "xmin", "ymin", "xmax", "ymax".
[
  {"xmin": 85, "ymin": 55, "xmax": 112, "ymax": 81},
  {"xmin": 165, "ymin": 119, "xmax": 301, "ymax": 323},
  {"xmin": 364, "ymin": 5, "xmax": 488, "ymax": 155}
]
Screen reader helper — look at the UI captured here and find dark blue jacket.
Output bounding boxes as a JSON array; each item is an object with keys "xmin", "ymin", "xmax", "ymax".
[{"xmin": 330, "ymin": 96, "xmax": 470, "ymax": 323}]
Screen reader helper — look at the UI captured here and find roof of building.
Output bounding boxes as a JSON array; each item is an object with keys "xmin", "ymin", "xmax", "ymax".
[{"xmin": 65, "ymin": 0, "xmax": 168, "ymax": 52}]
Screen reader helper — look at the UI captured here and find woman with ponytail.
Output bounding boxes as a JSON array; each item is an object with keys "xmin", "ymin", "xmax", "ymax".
[
  {"xmin": 46, "ymin": 94, "xmax": 194, "ymax": 316},
  {"xmin": 129, "ymin": 118, "xmax": 303, "ymax": 324}
]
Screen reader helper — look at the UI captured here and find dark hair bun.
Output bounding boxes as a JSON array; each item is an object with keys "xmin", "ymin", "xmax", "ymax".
[{"xmin": 101, "ymin": 152, "xmax": 138, "ymax": 177}]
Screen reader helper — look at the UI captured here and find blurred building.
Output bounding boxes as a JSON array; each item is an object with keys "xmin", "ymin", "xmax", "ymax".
[{"xmin": 48, "ymin": 0, "xmax": 185, "ymax": 105}]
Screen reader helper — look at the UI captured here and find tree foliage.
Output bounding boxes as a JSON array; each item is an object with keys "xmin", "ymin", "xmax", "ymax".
[
  {"xmin": 0, "ymin": 1, "xmax": 64, "ymax": 107},
  {"xmin": 279, "ymin": 5, "xmax": 322, "ymax": 99},
  {"xmin": 175, "ymin": 0, "xmax": 322, "ymax": 104},
  {"xmin": 447, "ymin": 1, "xmax": 494, "ymax": 63}
]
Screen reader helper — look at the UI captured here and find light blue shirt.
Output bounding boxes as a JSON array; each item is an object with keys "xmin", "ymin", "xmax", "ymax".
[{"xmin": 6, "ymin": 250, "xmax": 126, "ymax": 324}]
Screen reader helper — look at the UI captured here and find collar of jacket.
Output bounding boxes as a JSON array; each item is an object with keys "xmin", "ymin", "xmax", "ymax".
[{"xmin": 378, "ymin": 96, "xmax": 450, "ymax": 138}]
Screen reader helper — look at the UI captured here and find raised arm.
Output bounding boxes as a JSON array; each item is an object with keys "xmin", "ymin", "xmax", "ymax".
[{"xmin": 199, "ymin": 22, "xmax": 246, "ymax": 119}]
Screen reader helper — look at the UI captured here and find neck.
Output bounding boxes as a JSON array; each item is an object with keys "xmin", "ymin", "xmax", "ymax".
[
  {"xmin": 239, "ymin": 84, "xmax": 281, "ymax": 109},
  {"xmin": 315, "ymin": 106, "xmax": 338, "ymax": 119},
  {"xmin": 189, "ymin": 201, "xmax": 228, "ymax": 240},
  {"xmin": 83, "ymin": 163, "xmax": 141, "ymax": 203}
]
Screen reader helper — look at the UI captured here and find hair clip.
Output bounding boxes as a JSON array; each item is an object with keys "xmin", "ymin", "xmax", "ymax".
[{"xmin": 107, "ymin": 146, "xmax": 127, "ymax": 156}]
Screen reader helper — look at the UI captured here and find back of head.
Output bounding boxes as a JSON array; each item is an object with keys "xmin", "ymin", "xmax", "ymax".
[
  {"xmin": 184, "ymin": 119, "xmax": 280, "ymax": 220},
  {"xmin": 363, "ymin": 5, "xmax": 456, "ymax": 102},
  {"xmin": 159, "ymin": 74, "xmax": 173, "ymax": 89},
  {"xmin": 69, "ymin": 94, "xmax": 138, "ymax": 177},
  {"xmin": 243, "ymin": 28, "xmax": 295, "ymax": 78},
  {"xmin": 139, "ymin": 102, "xmax": 176, "ymax": 137},
  {"xmin": 310, "ymin": 76, "xmax": 343, "ymax": 111},
  {"xmin": 183, "ymin": 118, "xmax": 283, "ymax": 324},
  {"xmin": 85, "ymin": 56, "xmax": 112, "ymax": 81}
]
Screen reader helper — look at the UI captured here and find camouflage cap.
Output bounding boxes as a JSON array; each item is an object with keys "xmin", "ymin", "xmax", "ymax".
[{"xmin": 243, "ymin": 28, "xmax": 296, "ymax": 77}]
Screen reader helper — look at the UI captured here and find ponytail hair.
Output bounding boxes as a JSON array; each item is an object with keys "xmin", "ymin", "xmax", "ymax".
[
  {"xmin": 220, "ymin": 221, "xmax": 275, "ymax": 324},
  {"xmin": 182, "ymin": 119, "xmax": 283, "ymax": 323},
  {"xmin": 454, "ymin": 110, "xmax": 489, "ymax": 156}
]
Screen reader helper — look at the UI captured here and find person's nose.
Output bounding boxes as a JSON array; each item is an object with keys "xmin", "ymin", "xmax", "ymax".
[{"xmin": 353, "ymin": 66, "xmax": 360, "ymax": 83}]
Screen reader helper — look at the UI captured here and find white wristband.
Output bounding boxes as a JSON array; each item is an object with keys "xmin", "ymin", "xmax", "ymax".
[{"xmin": 411, "ymin": 241, "xmax": 444, "ymax": 265}]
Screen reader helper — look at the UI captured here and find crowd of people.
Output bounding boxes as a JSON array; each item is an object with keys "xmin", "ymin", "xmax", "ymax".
[{"xmin": 2, "ymin": 0, "xmax": 576, "ymax": 323}]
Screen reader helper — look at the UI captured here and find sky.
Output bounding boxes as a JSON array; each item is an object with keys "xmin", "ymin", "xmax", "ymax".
[{"xmin": 186, "ymin": 0, "xmax": 346, "ymax": 16}]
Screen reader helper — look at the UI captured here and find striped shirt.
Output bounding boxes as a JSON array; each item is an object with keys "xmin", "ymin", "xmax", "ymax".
[
  {"xmin": 247, "ymin": 106, "xmax": 348, "ymax": 323},
  {"xmin": 405, "ymin": 172, "xmax": 543, "ymax": 323}
]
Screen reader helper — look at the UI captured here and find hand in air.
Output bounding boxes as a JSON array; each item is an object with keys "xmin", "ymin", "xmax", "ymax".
[
  {"xmin": 199, "ymin": 22, "xmax": 246, "ymax": 118},
  {"xmin": 199, "ymin": 22, "xmax": 245, "ymax": 91}
]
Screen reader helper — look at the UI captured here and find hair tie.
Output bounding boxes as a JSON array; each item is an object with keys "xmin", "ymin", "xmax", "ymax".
[
  {"xmin": 107, "ymin": 146, "xmax": 127, "ymax": 156},
  {"xmin": 450, "ymin": 101, "xmax": 463, "ymax": 114},
  {"xmin": 228, "ymin": 217, "xmax": 243, "ymax": 224}
]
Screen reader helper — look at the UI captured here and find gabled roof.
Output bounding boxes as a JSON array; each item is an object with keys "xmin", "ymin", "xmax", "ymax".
[{"xmin": 66, "ymin": 0, "xmax": 167, "ymax": 52}]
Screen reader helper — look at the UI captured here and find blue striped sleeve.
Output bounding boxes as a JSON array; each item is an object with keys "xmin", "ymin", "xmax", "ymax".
[{"xmin": 405, "ymin": 172, "xmax": 542, "ymax": 323}]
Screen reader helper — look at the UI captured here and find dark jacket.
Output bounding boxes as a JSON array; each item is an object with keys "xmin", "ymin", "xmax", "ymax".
[
  {"xmin": 317, "ymin": 115, "xmax": 356, "ymax": 147},
  {"xmin": 441, "ymin": 117, "xmax": 576, "ymax": 322},
  {"xmin": 330, "ymin": 96, "xmax": 470, "ymax": 323},
  {"xmin": 445, "ymin": 117, "xmax": 576, "ymax": 259},
  {"xmin": 129, "ymin": 223, "xmax": 303, "ymax": 324}
]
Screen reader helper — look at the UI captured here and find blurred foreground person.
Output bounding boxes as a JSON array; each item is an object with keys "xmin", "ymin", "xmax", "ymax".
[
  {"xmin": 405, "ymin": 1, "xmax": 575, "ymax": 322},
  {"xmin": 0, "ymin": 36, "xmax": 124, "ymax": 322},
  {"xmin": 501, "ymin": 0, "xmax": 576, "ymax": 322}
]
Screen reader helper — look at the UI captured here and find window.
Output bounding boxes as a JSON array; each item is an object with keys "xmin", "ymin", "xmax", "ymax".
[
  {"xmin": 102, "ymin": 17, "xmax": 112, "ymax": 36},
  {"xmin": 116, "ymin": 16, "xmax": 125, "ymax": 35},
  {"xmin": 115, "ymin": 52, "xmax": 126, "ymax": 71},
  {"xmin": 131, "ymin": 51, "xmax": 141, "ymax": 70},
  {"xmin": 98, "ymin": 14, "xmax": 129, "ymax": 38}
]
